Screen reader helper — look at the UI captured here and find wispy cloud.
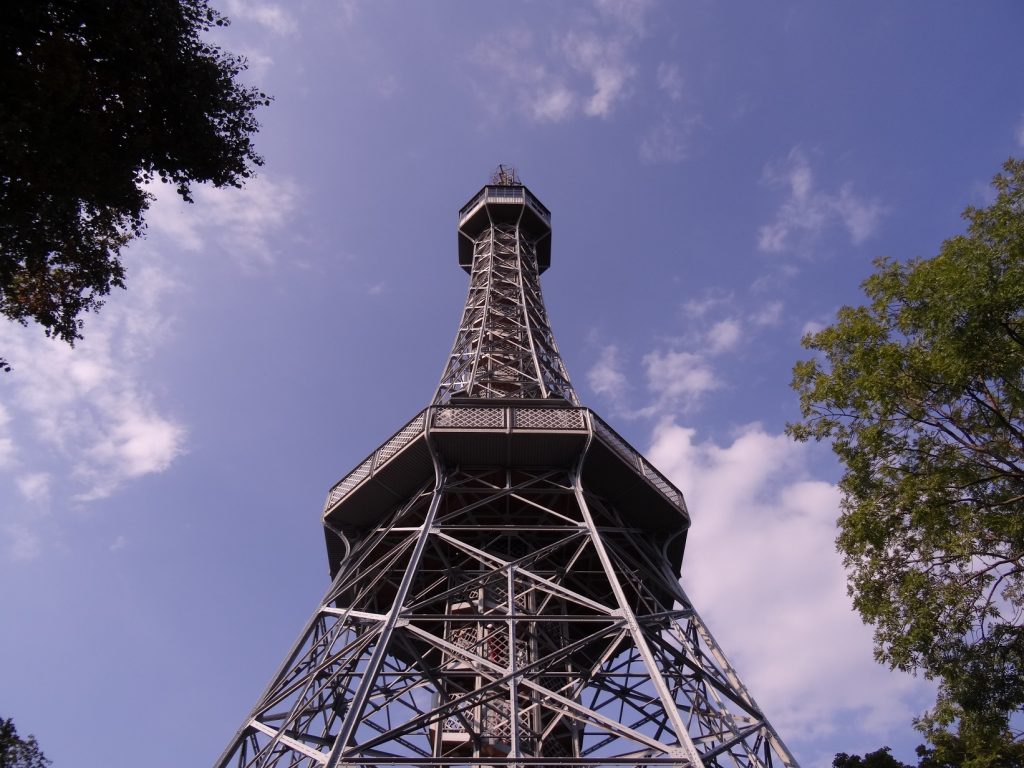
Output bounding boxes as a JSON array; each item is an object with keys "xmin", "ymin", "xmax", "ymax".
[
  {"xmin": 471, "ymin": 2, "xmax": 653, "ymax": 124},
  {"xmin": 643, "ymin": 349, "xmax": 719, "ymax": 410},
  {"xmin": 2, "ymin": 522, "xmax": 41, "ymax": 562},
  {"xmin": 801, "ymin": 315, "xmax": 831, "ymax": 337},
  {"xmin": 639, "ymin": 115, "xmax": 692, "ymax": 165},
  {"xmin": 532, "ymin": 85, "xmax": 577, "ymax": 124},
  {"xmin": 586, "ymin": 343, "xmax": 719, "ymax": 419},
  {"xmin": 706, "ymin": 318, "xmax": 742, "ymax": 354},
  {"xmin": 683, "ymin": 291, "xmax": 734, "ymax": 319},
  {"xmin": 593, "ymin": 0, "xmax": 655, "ymax": 35},
  {"xmin": 0, "ymin": 404, "xmax": 15, "ymax": 468},
  {"xmin": 587, "ymin": 344, "xmax": 629, "ymax": 401},
  {"xmin": 758, "ymin": 148, "xmax": 886, "ymax": 254},
  {"xmin": 656, "ymin": 61, "xmax": 684, "ymax": 101},
  {"xmin": 147, "ymin": 175, "xmax": 300, "ymax": 268},
  {"xmin": 562, "ymin": 30, "xmax": 635, "ymax": 119},
  {"xmin": 751, "ymin": 301, "xmax": 784, "ymax": 327},
  {"xmin": 647, "ymin": 422, "xmax": 932, "ymax": 742},
  {"xmin": 335, "ymin": 0, "xmax": 359, "ymax": 28},
  {"xmin": 586, "ymin": 294, "xmax": 787, "ymax": 418},
  {"xmin": 0, "ymin": 170, "xmax": 301, "ymax": 554},
  {"xmin": 224, "ymin": 0, "xmax": 298, "ymax": 36},
  {"xmin": 16, "ymin": 473, "xmax": 51, "ymax": 504},
  {"xmin": 0, "ymin": 264, "xmax": 186, "ymax": 508}
]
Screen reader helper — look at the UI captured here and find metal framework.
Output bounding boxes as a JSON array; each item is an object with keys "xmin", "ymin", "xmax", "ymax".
[
  {"xmin": 215, "ymin": 176, "xmax": 799, "ymax": 768},
  {"xmin": 436, "ymin": 187, "xmax": 574, "ymax": 405}
]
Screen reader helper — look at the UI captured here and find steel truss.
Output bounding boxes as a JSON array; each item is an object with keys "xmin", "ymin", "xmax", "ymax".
[
  {"xmin": 215, "ymin": 463, "xmax": 797, "ymax": 768},
  {"xmin": 216, "ymin": 178, "xmax": 799, "ymax": 768},
  {"xmin": 436, "ymin": 223, "xmax": 576, "ymax": 404}
]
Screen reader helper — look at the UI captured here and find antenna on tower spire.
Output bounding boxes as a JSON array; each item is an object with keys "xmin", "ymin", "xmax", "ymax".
[{"xmin": 489, "ymin": 164, "xmax": 521, "ymax": 186}]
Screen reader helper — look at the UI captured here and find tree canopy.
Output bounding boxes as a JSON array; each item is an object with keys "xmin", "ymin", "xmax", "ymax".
[
  {"xmin": 790, "ymin": 158, "xmax": 1024, "ymax": 766},
  {"xmin": 0, "ymin": 718, "xmax": 49, "ymax": 768},
  {"xmin": 833, "ymin": 746, "xmax": 913, "ymax": 768},
  {"xmin": 0, "ymin": 0, "xmax": 270, "ymax": 369}
]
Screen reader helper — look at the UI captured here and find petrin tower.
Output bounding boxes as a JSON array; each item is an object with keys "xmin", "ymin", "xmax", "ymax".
[{"xmin": 216, "ymin": 169, "xmax": 798, "ymax": 768}]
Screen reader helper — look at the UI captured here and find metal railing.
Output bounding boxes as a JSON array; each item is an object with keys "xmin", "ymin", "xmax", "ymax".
[
  {"xmin": 458, "ymin": 185, "xmax": 551, "ymax": 225},
  {"xmin": 323, "ymin": 406, "xmax": 686, "ymax": 517}
]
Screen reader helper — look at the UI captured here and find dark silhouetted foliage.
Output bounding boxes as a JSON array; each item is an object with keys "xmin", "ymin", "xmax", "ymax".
[
  {"xmin": 0, "ymin": 0, "xmax": 270, "ymax": 369},
  {"xmin": 833, "ymin": 746, "xmax": 913, "ymax": 768},
  {"xmin": 0, "ymin": 718, "xmax": 50, "ymax": 768}
]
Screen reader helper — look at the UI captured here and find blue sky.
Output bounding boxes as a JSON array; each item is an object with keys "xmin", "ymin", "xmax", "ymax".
[{"xmin": 2, "ymin": 2, "xmax": 1023, "ymax": 766}]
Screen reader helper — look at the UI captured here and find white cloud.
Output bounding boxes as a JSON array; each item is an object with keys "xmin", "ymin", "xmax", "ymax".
[
  {"xmin": 0, "ymin": 264, "xmax": 186, "ymax": 504},
  {"xmin": 643, "ymin": 350, "xmax": 719, "ymax": 407},
  {"xmin": 0, "ymin": 404, "xmax": 15, "ymax": 468},
  {"xmin": 16, "ymin": 473, "xmax": 51, "ymax": 504},
  {"xmin": 3, "ymin": 523, "xmax": 41, "ymax": 562},
  {"xmin": 147, "ymin": 175, "xmax": 300, "ymax": 268},
  {"xmin": 656, "ymin": 62, "xmax": 684, "ymax": 101},
  {"xmin": 751, "ymin": 301, "xmax": 784, "ymax": 326},
  {"xmin": 0, "ymin": 167, "xmax": 299, "ymax": 532},
  {"xmin": 109, "ymin": 535, "xmax": 128, "ymax": 552},
  {"xmin": 647, "ymin": 422, "xmax": 932, "ymax": 742},
  {"xmin": 531, "ymin": 85, "xmax": 577, "ymax": 123},
  {"xmin": 639, "ymin": 116, "xmax": 690, "ymax": 165},
  {"xmin": 588, "ymin": 345, "xmax": 629, "ymax": 400},
  {"xmin": 224, "ymin": 0, "xmax": 297, "ymax": 35},
  {"xmin": 75, "ymin": 406, "xmax": 186, "ymax": 502},
  {"xmin": 801, "ymin": 317, "xmax": 830, "ymax": 337},
  {"xmin": 706, "ymin": 318, "xmax": 742, "ymax": 354},
  {"xmin": 237, "ymin": 47, "xmax": 275, "ymax": 78},
  {"xmin": 593, "ymin": 0, "xmax": 654, "ymax": 35},
  {"xmin": 472, "ymin": 3, "xmax": 653, "ymax": 124},
  {"xmin": 562, "ymin": 31, "xmax": 634, "ymax": 118},
  {"xmin": 835, "ymin": 184, "xmax": 886, "ymax": 244},
  {"xmin": 759, "ymin": 148, "xmax": 886, "ymax": 254},
  {"xmin": 683, "ymin": 291, "xmax": 734, "ymax": 319}
]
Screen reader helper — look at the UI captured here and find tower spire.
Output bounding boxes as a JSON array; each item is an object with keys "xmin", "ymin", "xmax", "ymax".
[
  {"xmin": 436, "ymin": 172, "xmax": 575, "ymax": 404},
  {"xmin": 215, "ymin": 175, "xmax": 800, "ymax": 768}
]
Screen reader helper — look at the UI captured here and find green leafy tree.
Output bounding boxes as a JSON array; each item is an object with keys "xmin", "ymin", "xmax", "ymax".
[
  {"xmin": 0, "ymin": 718, "xmax": 49, "ymax": 768},
  {"xmin": 0, "ymin": 0, "xmax": 270, "ymax": 370},
  {"xmin": 790, "ymin": 158, "xmax": 1024, "ymax": 767},
  {"xmin": 833, "ymin": 746, "xmax": 914, "ymax": 768}
]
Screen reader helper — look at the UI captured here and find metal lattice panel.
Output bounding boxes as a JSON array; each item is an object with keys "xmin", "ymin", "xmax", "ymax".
[
  {"xmin": 323, "ymin": 411, "xmax": 428, "ymax": 512},
  {"xmin": 432, "ymin": 406, "xmax": 506, "ymax": 430},
  {"xmin": 436, "ymin": 218, "xmax": 576, "ymax": 404},
  {"xmin": 376, "ymin": 412, "xmax": 427, "ymax": 466},
  {"xmin": 325, "ymin": 457, "xmax": 372, "ymax": 508},
  {"xmin": 513, "ymin": 407, "xmax": 586, "ymax": 430},
  {"xmin": 642, "ymin": 461, "xmax": 685, "ymax": 510}
]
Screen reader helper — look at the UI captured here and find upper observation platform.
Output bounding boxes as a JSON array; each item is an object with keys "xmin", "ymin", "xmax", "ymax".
[{"xmin": 457, "ymin": 182, "xmax": 552, "ymax": 273}]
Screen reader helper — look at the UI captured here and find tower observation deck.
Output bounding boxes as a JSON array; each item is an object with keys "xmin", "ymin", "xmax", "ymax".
[{"xmin": 215, "ymin": 170, "xmax": 799, "ymax": 768}]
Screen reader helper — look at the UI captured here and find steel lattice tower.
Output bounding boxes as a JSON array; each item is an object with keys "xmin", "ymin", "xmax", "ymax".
[{"xmin": 216, "ymin": 169, "xmax": 800, "ymax": 768}]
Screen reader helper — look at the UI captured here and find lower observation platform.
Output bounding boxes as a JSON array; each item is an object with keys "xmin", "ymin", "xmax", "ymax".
[{"xmin": 321, "ymin": 402, "xmax": 690, "ymax": 577}]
